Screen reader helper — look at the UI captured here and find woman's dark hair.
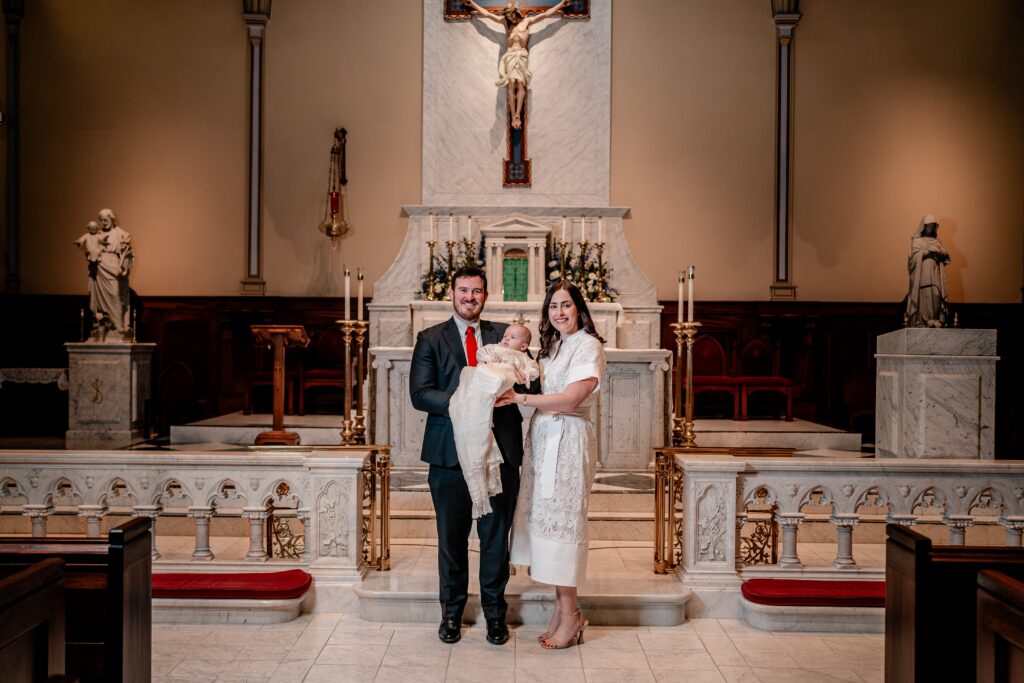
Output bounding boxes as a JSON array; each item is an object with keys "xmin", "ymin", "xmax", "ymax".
[
  {"xmin": 537, "ymin": 281, "xmax": 605, "ymax": 359},
  {"xmin": 452, "ymin": 265, "xmax": 487, "ymax": 293}
]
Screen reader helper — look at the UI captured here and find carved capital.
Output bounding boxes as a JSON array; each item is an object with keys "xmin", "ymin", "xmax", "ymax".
[
  {"xmin": 21, "ymin": 504, "xmax": 53, "ymax": 518},
  {"xmin": 998, "ymin": 515, "xmax": 1024, "ymax": 531},
  {"xmin": 886, "ymin": 513, "xmax": 917, "ymax": 527},
  {"xmin": 187, "ymin": 506, "xmax": 215, "ymax": 520},
  {"xmin": 830, "ymin": 513, "xmax": 859, "ymax": 528},
  {"xmin": 132, "ymin": 504, "xmax": 163, "ymax": 519},
  {"xmin": 942, "ymin": 514, "xmax": 975, "ymax": 530},
  {"xmin": 775, "ymin": 512, "xmax": 805, "ymax": 527}
]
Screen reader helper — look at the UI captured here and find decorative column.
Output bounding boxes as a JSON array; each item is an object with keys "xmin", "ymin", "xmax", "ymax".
[
  {"xmin": 943, "ymin": 514, "xmax": 974, "ymax": 545},
  {"xmin": 188, "ymin": 506, "xmax": 216, "ymax": 561},
  {"xmin": 297, "ymin": 508, "xmax": 312, "ymax": 562},
  {"xmin": 831, "ymin": 513, "xmax": 859, "ymax": 569},
  {"xmin": 132, "ymin": 505, "xmax": 163, "ymax": 560},
  {"xmin": 999, "ymin": 516, "xmax": 1024, "ymax": 547},
  {"xmin": 242, "ymin": 507, "xmax": 269, "ymax": 562},
  {"xmin": 775, "ymin": 512, "xmax": 805, "ymax": 569},
  {"xmin": 78, "ymin": 504, "xmax": 107, "ymax": 538},
  {"xmin": 735, "ymin": 512, "xmax": 747, "ymax": 568},
  {"xmin": 3, "ymin": 0, "xmax": 23, "ymax": 293},
  {"xmin": 769, "ymin": 0, "xmax": 801, "ymax": 300},
  {"xmin": 240, "ymin": 0, "xmax": 271, "ymax": 295},
  {"xmin": 22, "ymin": 504, "xmax": 53, "ymax": 537}
]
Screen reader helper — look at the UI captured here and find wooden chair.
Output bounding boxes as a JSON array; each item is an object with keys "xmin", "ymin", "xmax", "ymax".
[
  {"xmin": 690, "ymin": 335, "xmax": 740, "ymax": 419},
  {"xmin": 736, "ymin": 337, "xmax": 792, "ymax": 421},
  {"xmin": 0, "ymin": 558, "xmax": 66, "ymax": 681},
  {"xmin": 976, "ymin": 570, "xmax": 1024, "ymax": 683},
  {"xmin": 298, "ymin": 327, "xmax": 347, "ymax": 415}
]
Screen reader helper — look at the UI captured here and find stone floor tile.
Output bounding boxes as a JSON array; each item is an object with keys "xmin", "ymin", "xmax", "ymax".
[
  {"xmin": 690, "ymin": 620, "xmax": 727, "ymax": 635},
  {"xmin": 328, "ymin": 627, "xmax": 395, "ymax": 646},
  {"xmin": 580, "ymin": 645, "xmax": 650, "ymax": 670},
  {"xmin": 584, "ymin": 668, "xmax": 656, "ymax": 683},
  {"xmin": 715, "ymin": 666, "xmax": 761, "ymax": 683},
  {"xmin": 515, "ymin": 666, "xmax": 586, "ymax": 683},
  {"xmin": 698, "ymin": 635, "xmax": 747, "ymax": 667},
  {"xmin": 315, "ymin": 643, "xmax": 387, "ymax": 667},
  {"xmin": 302, "ymin": 664, "xmax": 378, "ymax": 682},
  {"xmin": 638, "ymin": 632, "xmax": 705, "ymax": 653},
  {"xmin": 750, "ymin": 668, "xmax": 862, "ymax": 682},
  {"xmin": 375, "ymin": 664, "xmax": 448, "ymax": 682},
  {"xmin": 651, "ymin": 670, "xmax": 726, "ymax": 683},
  {"xmin": 578, "ymin": 630, "xmax": 643, "ymax": 651},
  {"xmin": 644, "ymin": 650, "xmax": 719, "ymax": 671}
]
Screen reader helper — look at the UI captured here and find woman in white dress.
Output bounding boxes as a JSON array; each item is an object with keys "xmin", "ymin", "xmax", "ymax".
[{"xmin": 497, "ymin": 281, "xmax": 606, "ymax": 649}]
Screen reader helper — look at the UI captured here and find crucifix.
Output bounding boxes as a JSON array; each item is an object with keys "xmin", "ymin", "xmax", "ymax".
[{"xmin": 447, "ymin": 0, "xmax": 589, "ymax": 187}]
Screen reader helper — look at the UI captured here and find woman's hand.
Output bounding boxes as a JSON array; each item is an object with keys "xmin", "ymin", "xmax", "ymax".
[{"xmin": 495, "ymin": 388, "xmax": 518, "ymax": 407}]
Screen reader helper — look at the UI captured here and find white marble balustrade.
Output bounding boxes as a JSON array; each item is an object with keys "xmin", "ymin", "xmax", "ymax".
[
  {"xmin": 675, "ymin": 454, "xmax": 1024, "ymax": 583},
  {"xmin": 0, "ymin": 449, "xmax": 373, "ymax": 609}
]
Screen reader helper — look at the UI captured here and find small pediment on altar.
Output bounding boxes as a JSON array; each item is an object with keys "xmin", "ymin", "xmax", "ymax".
[{"xmin": 478, "ymin": 213, "xmax": 555, "ymax": 239}]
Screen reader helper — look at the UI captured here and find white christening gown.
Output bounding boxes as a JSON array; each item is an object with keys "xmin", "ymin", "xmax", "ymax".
[{"xmin": 510, "ymin": 329, "xmax": 606, "ymax": 586}]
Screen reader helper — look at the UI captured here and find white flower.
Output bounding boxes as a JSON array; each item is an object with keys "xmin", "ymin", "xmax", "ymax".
[
  {"xmin": 434, "ymin": 283, "xmax": 443, "ymax": 293},
  {"xmin": 569, "ymin": 258, "xmax": 579, "ymax": 267},
  {"xmin": 550, "ymin": 270, "xmax": 561, "ymax": 279},
  {"xmin": 548, "ymin": 260, "xmax": 558, "ymax": 267},
  {"xmin": 588, "ymin": 272, "xmax": 597, "ymax": 280}
]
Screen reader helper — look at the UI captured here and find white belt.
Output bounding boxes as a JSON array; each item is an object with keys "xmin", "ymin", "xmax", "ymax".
[{"xmin": 535, "ymin": 411, "xmax": 586, "ymax": 499}]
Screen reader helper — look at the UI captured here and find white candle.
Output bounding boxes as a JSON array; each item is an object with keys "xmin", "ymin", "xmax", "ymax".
[
  {"xmin": 598, "ymin": 217, "xmax": 603, "ymax": 243},
  {"xmin": 467, "ymin": 216, "xmax": 473, "ymax": 242},
  {"xmin": 580, "ymin": 216, "xmax": 585, "ymax": 243},
  {"xmin": 687, "ymin": 265, "xmax": 695, "ymax": 323},
  {"xmin": 357, "ymin": 268, "xmax": 364, "ymax": 321},
  {"xmin": 429, "ymin": 213, "xmax": 436, "ymax": 243},
  {"xmin": 448, "ymin": 214, "xmax": 453, "ymax": 242},
  {"xmin": 561, "ymin": 216, "xmax": 567, "ymax": 242},
  {"xmin": 344, "ymin": 267, "xmax": 351, "ymax": 320},
  {"xmin": 677, "ymin": 271, "xmax": 684, "ymax": 323}
]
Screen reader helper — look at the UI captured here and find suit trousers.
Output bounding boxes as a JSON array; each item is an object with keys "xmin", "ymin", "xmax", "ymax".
[{"xmin": 428, "ymin": 461, "xmax": 520, "ymax": 622}]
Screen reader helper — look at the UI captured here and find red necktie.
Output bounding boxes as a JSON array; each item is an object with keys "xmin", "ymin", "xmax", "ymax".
[{"xmin": 465, "ymin": 326, "xmax": 478, "ymax": 367}]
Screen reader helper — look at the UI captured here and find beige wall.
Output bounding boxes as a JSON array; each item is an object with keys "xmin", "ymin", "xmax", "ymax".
[{"xmin": 4, "ymin": 0, "xmax": 1022, "ymax": 302}]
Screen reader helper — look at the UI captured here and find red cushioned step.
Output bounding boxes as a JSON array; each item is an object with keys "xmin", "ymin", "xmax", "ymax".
[
  {"xmin": 153, "ymin": 569, "xmax": 312, "ymax": 600},
  {"xmin": 741, "ymin": 578, "xmax": 885, "ymax": 608}
]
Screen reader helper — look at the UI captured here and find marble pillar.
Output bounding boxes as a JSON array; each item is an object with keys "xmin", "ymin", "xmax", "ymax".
[
  {"xmin": 875, "ymin": 328, "xmax": 997, "ymax": 459},
  {"xmin": 66, "ymin": 342, "xmax": 156, "ymax": 449}
]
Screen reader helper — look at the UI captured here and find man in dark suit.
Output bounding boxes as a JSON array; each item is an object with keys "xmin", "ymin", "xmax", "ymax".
[{"xmin": 409, "ymin": 265, "xmax": 530, "ymax": 646}]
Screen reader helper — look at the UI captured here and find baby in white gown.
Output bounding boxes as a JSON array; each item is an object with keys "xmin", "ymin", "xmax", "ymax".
[{"xmin": 449, "ymin": 325, "xmax": 540, "ymax": 518}]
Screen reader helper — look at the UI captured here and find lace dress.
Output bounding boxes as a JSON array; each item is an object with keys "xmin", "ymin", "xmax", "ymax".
[{"xmin": 510, "ymin": 330, "xmax": 606, "ymax": 586}]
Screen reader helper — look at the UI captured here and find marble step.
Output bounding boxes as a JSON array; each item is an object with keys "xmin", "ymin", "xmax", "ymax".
[
  {"xmin": 389, "ymin": 509, "xmax": 654, "ymax": 541},
  {"xmin": 355, "ymin": 573, "xmax": 690, "ymax": 626}
]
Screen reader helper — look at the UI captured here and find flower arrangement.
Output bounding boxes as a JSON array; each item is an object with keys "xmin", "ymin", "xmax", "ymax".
[
  {"xmin": 545, "ymin": 237, "xmax": 616, "ymax": 302},
  {"xmin": 418, "ymin": 239, "xmax": 485, "ymax": 300}
]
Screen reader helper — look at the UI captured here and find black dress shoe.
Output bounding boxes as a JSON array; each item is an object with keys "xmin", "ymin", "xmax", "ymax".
[
  {"xmin": 486, "ymin": 618, "xmax": 509, "ymax": 645},
  {"xmin": 438, "ymin": 617, "xmax": 462, "ymax": 644}
]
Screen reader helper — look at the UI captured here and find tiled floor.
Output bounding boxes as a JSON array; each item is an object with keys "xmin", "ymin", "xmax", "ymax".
[
  {"xmin": 152, "ymin": 538, "xmax": 886, "ymax": 682},
  {"xmin": 152, "ymin": 616, "xmax": 885, "ymax": 682}
]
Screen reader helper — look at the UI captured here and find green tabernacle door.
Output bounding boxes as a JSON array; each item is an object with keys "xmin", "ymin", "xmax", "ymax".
[{"xmin": 503, "ymin": 256, "xmax": 528, "ymax": 301}]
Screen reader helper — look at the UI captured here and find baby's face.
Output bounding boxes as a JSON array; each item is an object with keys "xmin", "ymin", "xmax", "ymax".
[
  {"xmin": 87, "ymin": 222, "xmax": 99, "ymax": 235},
  {"xmin": 500, "ymin": 325, "xmax": 531, "ymax": 351}
]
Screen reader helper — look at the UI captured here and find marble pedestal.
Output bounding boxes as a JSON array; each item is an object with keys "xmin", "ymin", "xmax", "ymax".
[
  {"xmin": 875, "ymin": 328, "xmax": 997, "ymax": 459},
  {"xmin": 65, "ymin": 342, "xmax": 156, "ymax": 448}
]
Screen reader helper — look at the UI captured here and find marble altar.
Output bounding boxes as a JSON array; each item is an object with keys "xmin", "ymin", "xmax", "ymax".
[{"xmin": 875, "ymin": 328, "xmax": 997, "ymax": 459}]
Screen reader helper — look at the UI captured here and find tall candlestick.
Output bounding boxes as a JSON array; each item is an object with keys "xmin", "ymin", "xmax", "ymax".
[
  {"xmin": 429, "ymin": 213, "xmax": 436, "ymax": 243},
  {"xmin": 598, "ymin": 217, "xmax": 603, "ymax": 243},
  {"xmin": 561, "ymin": 216, "xmax": 567, "ymax": 242},
  {"xmin": 687, "ymin": 265, "xmax": 695, "ymax": 323},
  {"xmin": 448, "ymin": 213, "xmax": 453, "ymax": 242},
  {"xmin": 344, "ymin": 267, "xmax": 351, "ymax": 320},
  {"xmin": 677, "ymin": 271, "xmax": 684, "ymax": 323},
  {"xmin": 357, "ymin": 268, "xmax": 364, "ymax": 321},
  {"xmin": 580, "ymin": 216, "xmax": 585, "ymax": 243}
]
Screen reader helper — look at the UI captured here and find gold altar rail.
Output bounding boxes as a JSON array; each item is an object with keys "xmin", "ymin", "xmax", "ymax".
[
  {"xmin": 653, "ymin": 446, "xmax": 793, "ymax": 574},
  {"xmin": 361, "ymin": 447, "xmax": 392, "ymax": 571}
]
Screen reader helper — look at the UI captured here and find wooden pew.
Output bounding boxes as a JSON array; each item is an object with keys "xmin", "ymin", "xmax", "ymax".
[
  {"xmin": 885, "ymin": 524, "xmax": 1024, "ymax": 682},
  {"xmin": 977, "ymin": 570, "xmax": 1024, "ymax": 683},
  {"xmin": 0, "ymin": 558, "xmax": 66, "ymax": 682},
  {"xmin": 0, "ymin": 518, "xmax": 152, "ymax": 683}
]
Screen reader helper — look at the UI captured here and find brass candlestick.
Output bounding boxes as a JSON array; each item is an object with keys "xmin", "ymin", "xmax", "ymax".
[
  {"xmin": 578, "ymin": 240, "xmax": 591, "ymax": 300},
  {"xmin": 425, "ymin": 240, "xmax": 439, "ymax": 301},
  {"xmin": 443, "ymin": 240, "xmax": 456, "ymax": 301},
  {"xmin": 595, "ymin": 242, "xmax": 611, "ymax": 303},
  {"xmin": 559, "ymin": 240, "xmax": 570, "ymax": 285},
  {"xmin": 337, "ymin": 319, "xmax": 356, "ymax": 445},
  {"xmin": 352, "ymin": 320, "xmax": 369, "ymax": 444},
  {"xmin": 670, "ymin": 321, "xmax": 702, "ymax": 448}
]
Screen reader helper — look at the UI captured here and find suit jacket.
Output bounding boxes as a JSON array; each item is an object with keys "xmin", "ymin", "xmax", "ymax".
[{"xmin": 410, "ymin": 318, "xmax": 528, "ymax": 468}]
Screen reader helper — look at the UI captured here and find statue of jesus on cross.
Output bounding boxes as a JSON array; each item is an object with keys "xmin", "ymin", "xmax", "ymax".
[{"xmin": 462, "ymin": 0, "xmax": 572, "ymax": 130}]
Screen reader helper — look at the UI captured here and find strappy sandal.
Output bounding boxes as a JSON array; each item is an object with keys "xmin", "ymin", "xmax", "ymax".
[
  {"xmin": 540, "ymin": 609, "xmax": 588, "ymax": 650},
  {"xmin": 538, "ymin": 604, "xmax": 560, "ymax": 643}
]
